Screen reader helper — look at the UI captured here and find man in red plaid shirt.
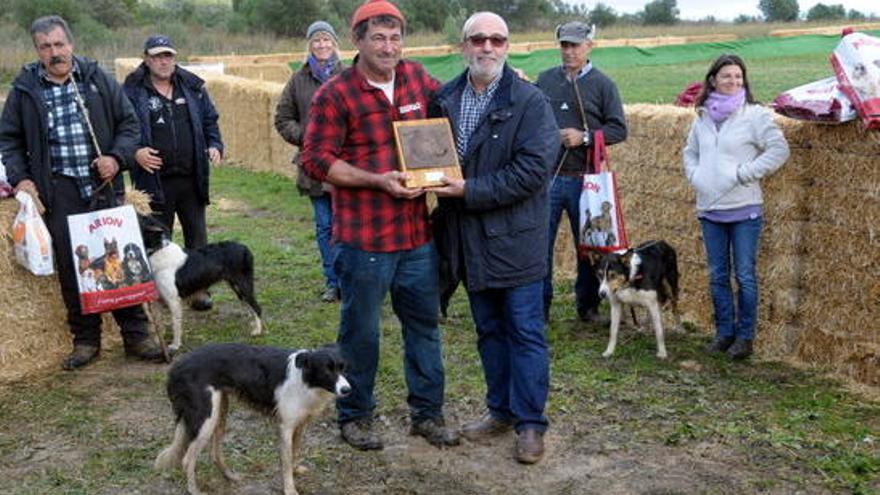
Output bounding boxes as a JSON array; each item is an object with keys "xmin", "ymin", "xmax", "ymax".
[{"xmin": 301, "ymin": 0, "xmax": 459, "ymax": 452}]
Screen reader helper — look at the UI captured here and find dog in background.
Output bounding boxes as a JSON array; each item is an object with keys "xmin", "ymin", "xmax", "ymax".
[
  {"xmin": 123, "ymin": 242, "xmax": 151, "ymax": 286},
  {"xmin": 139, "ymin": 214, "xmax": 263, "ymax": 352},
  {"xmin": 154, "ymin": 343, "xmax": 350, "ymax": 495},
  {"xmin": 589, "ymin": 240, "xmax": 681, "ymax": 359}
]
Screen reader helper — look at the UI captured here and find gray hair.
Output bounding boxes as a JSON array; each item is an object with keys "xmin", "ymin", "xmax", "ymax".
[
  {"xmin": 30, "ymin": 15, "xmax": 74, "ymax": 46},
  {"xmin": 460, "ymin": 12, "xmax": 508, "ymax": 42}
]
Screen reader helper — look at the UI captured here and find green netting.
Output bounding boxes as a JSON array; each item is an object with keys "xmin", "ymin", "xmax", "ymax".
[
  {"xmin": 294, "ymin": 30, "xmax": 880, "ymax": 103},
  {"xmin": 412, "ymin": 31, "xmax": 880, "ymax": 81}
]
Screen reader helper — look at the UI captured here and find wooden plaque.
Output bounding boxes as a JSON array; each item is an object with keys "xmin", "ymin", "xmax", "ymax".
[{"xmin": 392, "ymin": 118, "xmax": 462, "ymax": 188}]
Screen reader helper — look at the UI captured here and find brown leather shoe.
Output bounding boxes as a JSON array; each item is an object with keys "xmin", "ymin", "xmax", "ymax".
[
  {"xmin": 61, "ymin": 344, "xmax": 100, "ymax": 371},
  {"xmin": 515, "ymin": 429, "xmax": 544, "ymax": 464},
  {"xmin": 124, "ymin": 338, "xmax": 165, "ymax": 362},
  {"xmin": 460, "ymin": 412, "xmax": 514, "ymax": 442}
]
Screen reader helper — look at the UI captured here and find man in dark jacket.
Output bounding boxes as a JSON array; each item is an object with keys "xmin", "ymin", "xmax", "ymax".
[
  {"xmin": 0, "ymin": 16, "xmax": 163, "ymax": 370},
  {"xmin": 123, "ymin": 35, "xmax": 223, "ymax": 310},
  {"xmin": 431, "ymin": 12, "xmax": 560, "ymax": 464},
  {"xmin": 536, "ymin": 21, "xmax": 627, "ymax": 324}
]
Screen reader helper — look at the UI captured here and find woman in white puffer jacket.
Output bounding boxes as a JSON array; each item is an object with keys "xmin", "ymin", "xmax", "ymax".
[{"xmin": 683, "ymin": 54, "xmax": 790, "ymax": 360}]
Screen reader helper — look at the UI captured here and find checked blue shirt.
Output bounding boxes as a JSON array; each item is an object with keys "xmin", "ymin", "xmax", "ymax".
[
  {"xmin": 40, "ymin": 64, "xmax": 97, "ymax": 200},
  {"xmin": 455, "ymin": 72, "xmax": 501, "ymax": 158}
]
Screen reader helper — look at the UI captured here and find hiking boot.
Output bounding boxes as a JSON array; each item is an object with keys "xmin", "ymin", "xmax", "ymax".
[
  {"xmin": 61, "ymin": 344, "xmax": 100, "ymax": 371},
  {"xmin": 124, "ymin": 338, "xmax": 165, "ymax": 362},
  {"xmin": 579, "ymin": 308, "xmax": 609, "ymax": 326},
  {"xmin": 727, "ymin": 338, "xmax": 754, "ymax": 360},
  {"xmin": 515, "ymin": 429, "xmax": 545, "ymax": 464},
  {"xmin": 190, "ymin": 291, "xmax": 213, "ymax": 311},
  {"xmin": 460, "ymin": 412, "xmax": 514, "ymax": 442},
  {"xmin": 410, "ymin": 417, "xmax": 460, "ymax": 448},
  {"xmin": 340, "ymin": 418, "xmax": 383, "ymax": 451},
  {"xmin": 320, "ymin": 286, "xmax": 341, "ymax": 303},
  {"xmin": 705, "ymin": 336, "xmax": 735, "ymax": 354}
]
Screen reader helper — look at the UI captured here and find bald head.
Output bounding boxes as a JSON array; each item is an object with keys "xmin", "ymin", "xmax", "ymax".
[{"xmin": 461, "ymin": 12, "xmax": 508, "ymax": 41}]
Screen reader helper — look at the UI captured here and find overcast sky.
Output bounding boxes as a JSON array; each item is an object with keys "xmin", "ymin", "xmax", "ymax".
[{"xmin": 570, "ymin": 0, "xmax": 879, "ymax": 21}]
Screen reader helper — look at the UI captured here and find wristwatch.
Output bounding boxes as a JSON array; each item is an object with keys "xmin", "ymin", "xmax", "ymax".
[{"xmin": 582, "ymin": 131, "xmax": 590, "ymax": 146}]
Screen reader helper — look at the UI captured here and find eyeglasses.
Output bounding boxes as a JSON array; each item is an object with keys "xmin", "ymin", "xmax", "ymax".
[{"xmin": 467, "ymin": 35, "xmax": 507, "ymax": 48}]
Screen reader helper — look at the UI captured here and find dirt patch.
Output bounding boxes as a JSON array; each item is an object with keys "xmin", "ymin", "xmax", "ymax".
[{"xmin": 0, "ymin": 354, "xmax": 832, "ymax": 495}]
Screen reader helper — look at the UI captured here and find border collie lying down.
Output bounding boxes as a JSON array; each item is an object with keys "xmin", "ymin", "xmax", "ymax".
[
  {"xmin": 591, "ymin": 240, "xmax": 682, "ymax": 359},
  {"xmin": 139, "ymin": 215, "xmax": 263, "ymax": 352},
  {"xmin": 154, "ymin": 343, "xmax": 350, "ymax": 495}
]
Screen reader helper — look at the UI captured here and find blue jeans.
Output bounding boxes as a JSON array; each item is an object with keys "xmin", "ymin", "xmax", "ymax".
[
  {"xmin": 544, "ymin": 175, "xmax": 598, "ymax": 318},
  {"xmin": 467, "ymin": 280, "xmax": 549, "ymax": 433},
  {"xmin": 310, "ymin": 195, "xmax": 338, "ymax": 290},
  {"xmin": 333, "ymin": 242, "xmax": 445, "ymax": 424},
  {"xmin": 700, "ymin": 217, "xmax": 763, "ymax": 341}
]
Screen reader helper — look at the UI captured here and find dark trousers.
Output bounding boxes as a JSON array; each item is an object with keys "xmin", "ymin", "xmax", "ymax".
[
  {"xmin": 544, "ymin": 176, "xmax": 599, "ymax": 318},
  {"xmin": 46, "ymin": 175, "xmax": 149, "ymax": 347},
  {"xmin": 153, "ymin": 175, "xmax": 207, "ymax": 250}
]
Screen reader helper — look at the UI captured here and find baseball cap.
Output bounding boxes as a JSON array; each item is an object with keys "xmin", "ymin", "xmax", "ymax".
[
  {"xmin": 556, "ymin": 22, "xmax": 595, "ymax": 43},
  {"xmin": 144, "ymin": 35, "xmax": 177, "ymax": 56}
]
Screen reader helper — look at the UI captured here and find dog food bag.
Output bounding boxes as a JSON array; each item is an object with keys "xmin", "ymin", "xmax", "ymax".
[
  {"xmin": 67, "ymin": 204, "xmax": 158, "ymax": 314},
  {"xmin": 578, "ymin": 131, "xmax": 629, "ymax": 255},
  {"xmin": 831, "ymin": 31, "xmax": 880, "ymax": 129},
  {"xmin": 772, "ymin": 77, "xmax": 857, "ymax": 123},
  {"xmin": 12, "ymin": 191, "xmax": 54, "ymax": 276}
]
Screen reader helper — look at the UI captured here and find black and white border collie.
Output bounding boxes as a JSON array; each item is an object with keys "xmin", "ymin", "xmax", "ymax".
[
  {"xmin": 154, "ymin": 343, "xmax": 350, "ymax": 495},
  {"xmin": 139, "ymin": 215, "xmax": 263, "ymax": 352},
  {"xmin": 591, "ymin": 240, "xmax": 682, "ymax": 359}
]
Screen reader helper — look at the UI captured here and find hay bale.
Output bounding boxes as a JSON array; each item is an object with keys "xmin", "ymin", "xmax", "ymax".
[
  {"xmin": 0, "ymin": 200, "xmax": 122, "ymax": 382},
  {"xmin": 769, "ymin": 22, "xmax": 880, "ymax": 37},
  {"xmin": 226, "ymin": 63, "xmax": 292, "ymax": 84},
  {"xmin": 202, "ymin": 75, "xmax": 291, "ymax": 177},
  {"xmin": 548, "ymin": 104, "xmax": 879, "ymax": 388}
]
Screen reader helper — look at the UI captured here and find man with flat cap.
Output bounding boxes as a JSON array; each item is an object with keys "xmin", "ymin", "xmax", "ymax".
[
  {"xmin": 536, "ymin": 21, "xmax": 627, "ymax": 324},
  {"xmin": 123, "ymin": 34, "xmax": 224, "ymax": 311}
]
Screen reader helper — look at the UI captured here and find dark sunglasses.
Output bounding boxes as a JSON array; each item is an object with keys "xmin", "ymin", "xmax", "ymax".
[{"xmin": 467, "ymin": 35, "xmax": 507, "ymax": 48}]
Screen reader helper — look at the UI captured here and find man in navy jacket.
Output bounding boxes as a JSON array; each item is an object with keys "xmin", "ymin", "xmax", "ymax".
[
  {"xmin": 431, "ymin": 11, "xmax": 559, "ymax": 464},
  {"xmin": 123, "ymin": 35, "xmax": 223, "ymax": 310}
]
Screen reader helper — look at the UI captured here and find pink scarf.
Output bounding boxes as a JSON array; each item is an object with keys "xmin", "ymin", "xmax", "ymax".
[{"xmin": 705, "ymin": 89, "xmax": 745, "ymax": 124}]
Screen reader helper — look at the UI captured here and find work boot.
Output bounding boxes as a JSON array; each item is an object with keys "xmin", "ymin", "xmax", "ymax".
[
  {"xmin": 190, "ymin": 291, "xmax": 213, "ymax": 311},
  {"xmin": 124, "ymin": 338, "xmax": 165, "ymax": 362},
  {"xmin": 410, "ymin": 417, "xmax": 460, "ymax": 447},
  {"xmin": 727, "ymin": 339, "xmax": 754, "ymax": 360},
  {"xmin": 340, "ymin": 417, "xmax": 383, "ymax": 451},
  {"xmin": 61, "ymin": 344, "xmax": 100, "ymax": 371},
  {"xmin": 515, "ymin": 429, "xmax": 545, "ymax": 464},
  {"xmin": 320, "ymin": 286, "xmax": 341, "ymax": 303},
  {"xmin": 705, "ymin": 336, "xmax": 735, "ymax": 354},
  {"xmin": 460, "ymin": 412, "xmax": 514, "ymax": 442}
]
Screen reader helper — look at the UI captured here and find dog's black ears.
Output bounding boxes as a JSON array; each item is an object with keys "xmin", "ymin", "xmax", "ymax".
[
  {"xmin": 584, "ymin": 250, "xmax": 603, "ymax": 266},
  {"xmin": 294, "ymin": 351, "xmax": 309, "ymax": 369}
]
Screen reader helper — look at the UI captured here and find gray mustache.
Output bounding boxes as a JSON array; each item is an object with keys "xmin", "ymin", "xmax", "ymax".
[{"xmin": 50, "ymin": 56, "xmax": 67, "ymax": 65}]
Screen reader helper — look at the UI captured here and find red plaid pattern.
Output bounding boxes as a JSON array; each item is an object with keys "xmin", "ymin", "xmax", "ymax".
[{"xmin": 302, "ymin": 60, "xmax": 440, "ymax": 252}]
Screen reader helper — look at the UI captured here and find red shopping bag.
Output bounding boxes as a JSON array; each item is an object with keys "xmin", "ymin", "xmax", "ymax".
[
  {"xmin": 577, "ymin": 130, "xmax": 629, "ymax": 255},
  {"xmin": 67, "ymin": 191, "xmax": 158, "ymax": 314}
]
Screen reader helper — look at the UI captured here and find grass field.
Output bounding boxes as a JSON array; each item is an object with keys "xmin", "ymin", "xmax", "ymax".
[{"xmin": 0, "ymin": 166, "xmax": 877, "ymax": 494}]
